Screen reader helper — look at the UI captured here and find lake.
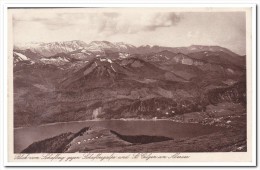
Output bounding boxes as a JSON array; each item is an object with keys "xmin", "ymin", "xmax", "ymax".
[{"xmin": 14, "ymin": 120, "xmax": 223, "ymax": 153}]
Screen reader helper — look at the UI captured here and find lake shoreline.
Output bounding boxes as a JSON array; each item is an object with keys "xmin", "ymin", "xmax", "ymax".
[
  {"xmin": 14, "ymin": 118, "xmax": 225, "ymax": 153},
  {"xmin": 14, "ymin": 118, "xmax": 200, "ymax": 130}
]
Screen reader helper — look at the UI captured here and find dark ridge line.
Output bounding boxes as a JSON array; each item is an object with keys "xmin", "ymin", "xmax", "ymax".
[{"xmin": 110, "ymin": 130, "xmax": 173, "ymax": 144}]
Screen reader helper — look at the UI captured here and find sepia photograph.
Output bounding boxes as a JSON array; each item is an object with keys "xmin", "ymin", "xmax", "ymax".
[{"xmin": 4, "ymin": 6, "xmax": 256, "ymax": 165}]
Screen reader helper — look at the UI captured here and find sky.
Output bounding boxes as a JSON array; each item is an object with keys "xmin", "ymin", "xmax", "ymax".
[{"xmin": 11, "ymin": 8, "xmax": 246, "ymax": 55}]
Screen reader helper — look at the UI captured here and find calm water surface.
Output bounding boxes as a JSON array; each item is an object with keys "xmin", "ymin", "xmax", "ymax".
[{"xmin": 14, "ymin": 120, "xmax": 223, "ymax": 153}]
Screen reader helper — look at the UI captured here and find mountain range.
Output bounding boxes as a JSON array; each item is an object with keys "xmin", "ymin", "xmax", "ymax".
[
  {"xmin": 14, "ymin": 40, "xmax": 242, "ymax": 57},
  {"xmin": 13, "ymin": 40, "xmax": 246, "ymax": 128}
]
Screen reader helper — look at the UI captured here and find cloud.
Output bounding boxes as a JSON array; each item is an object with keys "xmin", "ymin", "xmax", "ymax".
[
  {"xmin": 13, "ymin": 11, "xmax": 181, "ymax": 33},
  {"xmin": 95, "ymin": 12, "xmax": 181, "ymax": 34},
  {"xmin": 13, "ymin": 13, "xmax": 81, "ymax": 30}
]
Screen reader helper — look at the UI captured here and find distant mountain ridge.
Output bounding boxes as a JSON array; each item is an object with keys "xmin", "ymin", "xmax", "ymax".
[{"xmin": 14, "ymin": 40, "xmax": 242, "ymax": 58}]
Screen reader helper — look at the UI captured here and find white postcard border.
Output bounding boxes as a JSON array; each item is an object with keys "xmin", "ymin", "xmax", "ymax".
[{"xmin": 1, "ymin": 1, "xmax": 257, "ymax": 167}]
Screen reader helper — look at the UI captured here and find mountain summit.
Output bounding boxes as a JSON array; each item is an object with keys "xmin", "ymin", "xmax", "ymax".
[{"xmin": 14, "ymin": 40, "xmax": 242, "ymax": 58}]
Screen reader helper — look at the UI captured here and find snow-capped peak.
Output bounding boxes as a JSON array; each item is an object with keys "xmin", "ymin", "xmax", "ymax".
[
  {"xmin": 99, "ymin": 58, "xmax": 113, "ymax": 63},
  {"xmin": 114, "ymin": 42, "xmax": 136, "ymax": 49},
  {"xmin": 39, "ymin": 56, "xmax": 70, "ymax": 66},
  {"xmin": 14, "ymin": 52, "xmax": 29, "ymax": 61},
  {"xmin": 14, "ymin": 40, "xmax": 88, "ymax": 57}
]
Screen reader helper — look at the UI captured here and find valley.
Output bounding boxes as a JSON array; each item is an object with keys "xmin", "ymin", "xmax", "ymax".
[{"xmin": 13, "ymin": 40, "xmax": 247, "ymax": 153}]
